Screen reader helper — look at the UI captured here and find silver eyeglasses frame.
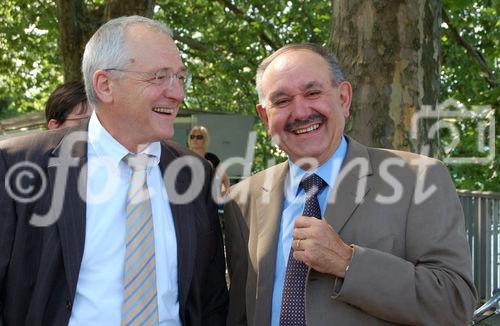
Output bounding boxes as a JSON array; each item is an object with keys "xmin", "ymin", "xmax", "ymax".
[{"xmin": 104, "ymin": 67, "xmax": 191, "ymax": 89}]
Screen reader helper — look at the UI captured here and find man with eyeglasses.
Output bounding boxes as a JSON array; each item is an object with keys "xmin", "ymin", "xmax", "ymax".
[
  {"xmin": 224, "ymin": 43, "xmax": 477, "ymax": 325},
  {"xmin": 0, "ymin": 16, "xmax": 227, "ymax": 325},
  {"xmin": 45, "ymin": 80, "xmax": 93, "ymax": 130}
]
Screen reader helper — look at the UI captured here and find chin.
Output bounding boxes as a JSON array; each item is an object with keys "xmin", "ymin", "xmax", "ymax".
[
  {"xmin": 295, "ymin": 149, "xmax": 327, "ymax": 164},
  {"xmin": 156, "ymin": 128, "xmax": 174, "ymax": 140}
]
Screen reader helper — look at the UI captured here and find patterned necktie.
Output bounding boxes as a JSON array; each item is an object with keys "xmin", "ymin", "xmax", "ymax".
[
  {"xmin": 280, "ymin": 173, "xmax": 326, "ymax": 326},
  {"xmin": 121, "ymin": 154, "xmax": 159, "ymax": 326}
]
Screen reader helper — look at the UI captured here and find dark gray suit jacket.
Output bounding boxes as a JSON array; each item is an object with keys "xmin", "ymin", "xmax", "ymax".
[
  {"xmin": 224, "ymin": 136, "xmax": 477, "ymax": 325},
  {"xmin": 0, "ymin": 122, "xmax": 228, "ymax": 325}
]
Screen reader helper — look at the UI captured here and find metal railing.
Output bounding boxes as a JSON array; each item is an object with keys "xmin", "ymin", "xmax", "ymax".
[{"xmin": 460, "ymin": 190, "xmax": 500, "ymax": 302}]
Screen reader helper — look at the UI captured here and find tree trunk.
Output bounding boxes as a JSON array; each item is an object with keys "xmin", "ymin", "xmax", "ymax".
[
  {"xmin": 330, "ymin": 0, "xmax": 441, "ymax": 152},
  {"xmin": 103, "ymin": 0, "xmax": 155, "ymax": 21},
  {"xmin": 56, "ymin": 0, "xmax": 87, "ymax": 82},
  {"xmin": 56, "ymin": 0, "xmax": 156, "ymax": 82}
]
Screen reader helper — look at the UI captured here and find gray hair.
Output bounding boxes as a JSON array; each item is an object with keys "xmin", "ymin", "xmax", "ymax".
[
  {"xmin": 255, "ymin": 43, "xmax": 346, "ymax": 106},
  {"xmin": 82, "ymin": 15, "xmax": 173, "ymax": 107}
]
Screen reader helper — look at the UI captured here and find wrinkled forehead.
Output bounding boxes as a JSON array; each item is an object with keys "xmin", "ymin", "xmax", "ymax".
[
  {"xmin": 123, "ymin": 25, "xmax": 183, "ymax": 68},
  {"xmin": 261, "ymin": 49, "xmax": 331, "ymax": 95}
]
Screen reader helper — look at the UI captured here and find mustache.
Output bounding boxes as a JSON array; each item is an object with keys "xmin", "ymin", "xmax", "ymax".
[{"xmin": 285, "ymin": 113, "xmax": 326, "ymax": 131}]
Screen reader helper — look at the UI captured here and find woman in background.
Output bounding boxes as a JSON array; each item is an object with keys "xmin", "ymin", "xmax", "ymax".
[{"xmin": 188, "ymin": 125, "xmax": 230, "ymax": 195}]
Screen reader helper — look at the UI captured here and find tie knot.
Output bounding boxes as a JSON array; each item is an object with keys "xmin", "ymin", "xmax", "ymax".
[
  {"xmin": 123, "ymin": 153, "xmax": 151, "ymax": 172},
  {"xmin": 300, "ymin": 173, "xmax": 326, "ymax": 197}
]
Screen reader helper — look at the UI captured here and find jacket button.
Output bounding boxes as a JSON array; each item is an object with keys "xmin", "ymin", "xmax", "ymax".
[{"xmin": 66, "ymin": 300, "xmax": 72, "ymax": 311}]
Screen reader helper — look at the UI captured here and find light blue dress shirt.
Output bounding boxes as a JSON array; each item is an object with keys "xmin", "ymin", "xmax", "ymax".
[
  {"xmin": 69, "ymin": 112, "xmax": 181, "ymax": 326},
  {"xmin": 270, "ymin": 136, "xmax": 348, "ymax": 326}
]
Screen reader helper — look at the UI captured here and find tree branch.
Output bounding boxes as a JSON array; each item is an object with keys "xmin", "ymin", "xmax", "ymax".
[
  {"xmin": 173, "ymin": 32, "xmax": 210, "ymax": 52},
  {"xmin": 442, "ymin": 9, "xmax": 497, "ymax": 87},
  {"xmin": 216, "ymin": 0, "xmax": 279, "ymax": 50}
]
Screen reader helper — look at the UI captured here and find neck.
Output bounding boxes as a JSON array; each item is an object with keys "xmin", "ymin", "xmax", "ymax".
[
  {"xmin": 96, "ymin": 110, "xmax": 150, "ymax": 153},
  {"xmin": 192, "ymin": 148, "xmax": 205, "ymax": 157}
]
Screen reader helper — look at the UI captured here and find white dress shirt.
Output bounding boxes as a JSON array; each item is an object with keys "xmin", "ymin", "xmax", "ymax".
[{"xmin": 69, "ymin": 112, "xmax": 181, "ymax": 326}]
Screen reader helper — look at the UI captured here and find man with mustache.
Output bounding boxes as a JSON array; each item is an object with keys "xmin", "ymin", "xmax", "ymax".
[{"xmin": 224, "ymin": 43, "xmax": 476, "ymax": 325}]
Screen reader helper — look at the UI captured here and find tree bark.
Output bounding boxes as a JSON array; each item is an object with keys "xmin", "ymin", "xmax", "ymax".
[
  {"xmin": 330, "ymin": 0, "xmax": 441, "ymax": 152},
  {"xmin": 56, "ymin": 0, "xmax": 87, "ymax": 82},
  {"xmin": 56, "ymin": 0, "xmax": 156, "ymax": 82},
  {"xmin": 103, "ymin": 0, "xmax": 155, "ymax": 21}
]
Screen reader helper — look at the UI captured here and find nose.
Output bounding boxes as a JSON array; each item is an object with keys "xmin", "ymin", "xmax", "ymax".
[
  {"xmin": 163, "ymin": 79, "xmax": 185, "ymax": 103},
  {"xmin": 290, "ymin": 95, "xmax": 312, "ymax": 120}
]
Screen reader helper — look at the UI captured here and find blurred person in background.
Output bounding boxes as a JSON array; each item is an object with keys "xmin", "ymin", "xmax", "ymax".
[
  {"xmin": 188, "ymin": 125, "xmax": 230, "ymax": 195},
  {"xmin": 45, "ymin": 80, "xmax": 92, "ymax": 130}
]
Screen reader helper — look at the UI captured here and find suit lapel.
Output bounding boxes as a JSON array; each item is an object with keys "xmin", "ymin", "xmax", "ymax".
[
  {"xmin": 159, "ymin": 144, "xmax": 196, "ymax": 318},
  {"xmin": 254, "ymin": 162, "xmax": 288, "ymax": 324},
  {"xmin": 324, "ymin": 137, "xmax": 373, "ymax": 233},
  {"xmin": 52, "ymin": 126, "xmax": 89, "ymax": 299}
]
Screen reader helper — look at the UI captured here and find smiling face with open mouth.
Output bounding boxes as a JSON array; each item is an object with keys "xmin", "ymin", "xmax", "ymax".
[
  {"xmin": 257, "ymin": 49, "xmax": 352, "ymax": 169},
  {"xmin": 96, "ymin": 24, "xmax": 185, "ymax": 152}
]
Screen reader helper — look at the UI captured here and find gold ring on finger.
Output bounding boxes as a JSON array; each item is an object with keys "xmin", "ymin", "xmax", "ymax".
[{"xmin": 297, "ymin": 239, "xmax": 301, "ymax": 250}]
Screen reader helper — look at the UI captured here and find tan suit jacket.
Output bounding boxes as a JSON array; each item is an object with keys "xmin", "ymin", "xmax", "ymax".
[{"xmin": 224, "ymin": 136, "xmax": 477, "ymax": 325}]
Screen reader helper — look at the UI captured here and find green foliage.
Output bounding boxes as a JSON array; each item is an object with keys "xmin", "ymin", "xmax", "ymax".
[
  {"xmin": 441, "ymin": 0, "xmax": 498, "ymax": 105},
  {"xmin": 155, "ymin": 0, "xmax": 332, "ymax": 115},
  {"xmin": 0, "ymin": 0, "xmax": 61, "ymax": 118},
  {"xmin": 154, "ymin": 0, "xmax": 331, "ymax": 172},
  {"xmin": 441, "ymin": 0, "xmax": 499, "ymax": 191},
  {"xmin": 0, "ymin": 0, "xmax": 497, "ymax": 190}
]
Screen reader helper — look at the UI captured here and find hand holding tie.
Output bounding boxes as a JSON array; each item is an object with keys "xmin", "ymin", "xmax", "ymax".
[{"xmin": 292, "ymin": 216, "xmax": 353, "ymax": 278}]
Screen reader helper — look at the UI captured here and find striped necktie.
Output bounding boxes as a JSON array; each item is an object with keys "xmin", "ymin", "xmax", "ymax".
[
  {"xmin": 121, "ymin": 153, "xmax": 159, "ymax": 326},
  {"xmin": 280, "ymin": 173, "xmax": 326, "ymax": 325}
]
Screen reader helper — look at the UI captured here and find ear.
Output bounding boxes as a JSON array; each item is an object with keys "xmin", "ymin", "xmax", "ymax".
[
  {"xmin": 47, "ymin": 119, "xmax": 61, "ymax": 130},
  {"xmin": 93, "ymin": 69, "xmax": 114, "ymax": 104},
  {"xmin": 256, "ymin": 103, "xmax": 270, "ymax": 130},
  {"xmin": 338, "ymin": 81, "xmax": 352, "ymax": 118}
]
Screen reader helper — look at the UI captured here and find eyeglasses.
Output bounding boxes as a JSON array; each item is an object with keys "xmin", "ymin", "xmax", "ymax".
[
  {"xmin": 190, "ymin": 134, "xmax": 204, "ymax": 140},
  {"xmin": 105, "ymin": 67, "xmax": 191, "ymax": 89}
]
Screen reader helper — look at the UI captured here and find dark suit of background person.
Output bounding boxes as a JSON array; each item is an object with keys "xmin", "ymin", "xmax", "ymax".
[
  {"xmin": 0, "ymin": 16, "xmax": 227, "ymax": 325},
  {"xmin": 223, "ymin": 43, "xmax": 477, "ymax": 325}
]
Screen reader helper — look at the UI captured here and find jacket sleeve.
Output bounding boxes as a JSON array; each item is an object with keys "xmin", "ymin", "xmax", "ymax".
[
  {"xmin": 223, "ymin": 199, "xmax": 249, "ymax": 326},
  {"xmin": 0, "ymin": 148, "xmax": 16, "ymax": 324},
  {"xmin": 201, "ymin": 165, "xmax": 229, "ymax": 325},
  {"xmin": 332, "ymin": 160, "xmax": 477, "ymax": 325}
]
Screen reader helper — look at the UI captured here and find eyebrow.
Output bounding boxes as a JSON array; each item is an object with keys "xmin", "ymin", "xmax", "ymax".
[
  {"xmin": 303, "ymin": 80, "xmax": 324, "ymax": 89},
  {"xmin": 268, "ymin": 80, "xmax": 325, "ymax": 101},
  {"xmin": 268, "ymin": 90, "xmax": 289, "ymax": 102}
]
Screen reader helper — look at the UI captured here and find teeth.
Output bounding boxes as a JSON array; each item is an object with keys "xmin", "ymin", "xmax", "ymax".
[
  {"xmin": 295, "ymin": 124, "xmax": 320, "ymax": 135},
  {"xmin": 153, "ymin": 107, "xmax": 173, "ymax": 114}
]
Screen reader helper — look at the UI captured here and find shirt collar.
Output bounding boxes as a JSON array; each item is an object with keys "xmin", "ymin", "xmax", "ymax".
[
  {"xmin": 286, "ymin": 136, "xmax": 348, "ymax": 197},
  {"xmin": 88, "ymin": 111, "xmax": 161, "ymax": 169}
]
